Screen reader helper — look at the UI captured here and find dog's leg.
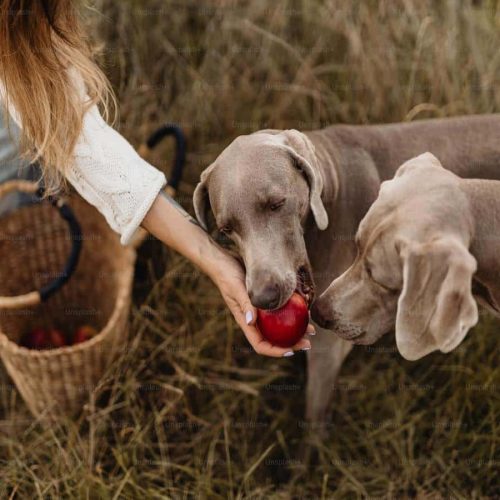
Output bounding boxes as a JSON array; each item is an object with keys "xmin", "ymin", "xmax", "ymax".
[
  {"xmin": 306, "ymin": 328, "xmax": 353, "ymax": 432},
  {"xmin": 292, "ymin": 330, "xmax": 352, "ymax": 474}
]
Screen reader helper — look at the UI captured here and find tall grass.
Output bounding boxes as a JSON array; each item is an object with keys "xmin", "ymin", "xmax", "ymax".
[{"xmin": 0, "ymin": 0, "xmax": 499, "ymax": 497}]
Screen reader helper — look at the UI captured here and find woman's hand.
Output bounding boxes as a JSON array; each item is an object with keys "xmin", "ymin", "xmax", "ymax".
[
  {"xmin": 142, "ymin": 191, "xmax": 313, "ymax": 357},
  {"xmin": 209, "ymin": 251, "xmax": 313, "ymax": 357}
]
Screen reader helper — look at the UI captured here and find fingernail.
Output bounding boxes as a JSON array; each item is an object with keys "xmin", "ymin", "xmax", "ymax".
[
  {"xmin": 283, "ymin": 351, "xmax": 294, "ymax": 357},
  {"xmin": 301, "ymin": 346, "xmax": 311, "ymax": 351},
  {"xmin": 245, "ymin": 311, "xmax": 253, "ymax": 325},
  {"xmin": 309, "ymin": 331, "xmax": 316, "ymax": 336}
]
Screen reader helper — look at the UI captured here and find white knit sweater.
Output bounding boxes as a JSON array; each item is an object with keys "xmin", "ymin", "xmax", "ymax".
[
  {"xmin": 64, "ymin": 104, "xmax": 167, "ymax": 245},
  {"xmin": 1, "ymin": 82, "xmax": 167, "ymax": 245}
]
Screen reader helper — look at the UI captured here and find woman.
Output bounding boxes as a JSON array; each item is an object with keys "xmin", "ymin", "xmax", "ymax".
[{"xmin": 0, "ymin": 1, "xmax": 311, "ymax": 356}]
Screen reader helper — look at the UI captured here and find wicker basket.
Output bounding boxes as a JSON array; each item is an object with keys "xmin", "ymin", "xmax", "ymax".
[{"xmin": 0, "ymin": 180, "xmax": 139, "ymax": 419}]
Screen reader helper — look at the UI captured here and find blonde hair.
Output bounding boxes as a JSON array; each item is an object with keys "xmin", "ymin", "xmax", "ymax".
[{"xmin": 0, "ymin": 0, "xmax": 114, "ymax": 191}]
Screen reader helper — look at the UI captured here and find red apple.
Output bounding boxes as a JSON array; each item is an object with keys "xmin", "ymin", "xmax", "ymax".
[
  {"xmin": 48, "ymin": 329, "xmax": 67, "ymax": 348},
  {"xmin": 73, "ymin": 325, "xmax": 98, "ymax": 345},
  {"xmin": 21, "ymin": 328, "xmax": 49, "ymax": 350},
  {"xmin": 257, "ymin": 292, "xmax": 309, "ymax": 348}
]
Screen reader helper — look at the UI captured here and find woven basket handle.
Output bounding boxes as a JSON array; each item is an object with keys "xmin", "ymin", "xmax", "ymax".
[{"xmin": 0, "ymin": 180, "xmax": 82, "ymax": 310}]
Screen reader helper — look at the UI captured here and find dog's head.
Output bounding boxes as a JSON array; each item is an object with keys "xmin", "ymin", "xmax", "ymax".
[
  {"xmin": 312, "ymin": 152, "xmax": 478, "ymax": 360},
  {"xmin": 193, "ymin": 129, "xmax": 329, "ymax": 310}
]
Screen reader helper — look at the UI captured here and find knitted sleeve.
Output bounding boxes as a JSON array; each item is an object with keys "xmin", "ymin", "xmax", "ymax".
[
  {"xmin": 65, "ymin": 104, "xmax": 166, "ymax": 245},
  {"xmin": 0, "ymin": 80, "xmax": 166, "ymax": 245}
]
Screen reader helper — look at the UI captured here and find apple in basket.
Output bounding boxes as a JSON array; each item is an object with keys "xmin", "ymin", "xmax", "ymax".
[
  {"xmin": 21, "ymin": 328, "xmax": 68, "ymax": 349},
  {"xmin": 48, "ymin": 328, "xmax": 67, "ymax": 348},
  {"xmin": 256, "ymin": 292, "xmax": 309, "ymax": 348},
  {"xmin": 73, "ymin": 325, "xmax": 98, "ymax": 345},
  {"xmin": 21, "ymin": 328, "xmax": 49, "ymax": 350}
]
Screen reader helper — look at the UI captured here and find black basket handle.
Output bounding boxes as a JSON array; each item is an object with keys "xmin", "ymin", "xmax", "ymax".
[
  {"xmin": 0, "ymin": 181, "xmax": 82, "ymax": 309},
  {"xmin": 130, "ymin": 124, "xmax": 187, "ymax": 249},
  {"xmin": 138, "ymin": 123, "xmax": 187, "ymax": 195},
  {"xmin": 36, "ymin": 187, "xmax": 82, "ymax": 301}
]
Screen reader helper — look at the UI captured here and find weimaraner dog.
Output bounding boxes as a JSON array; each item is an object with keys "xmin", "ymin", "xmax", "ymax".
[
  {"xmin": 193, "ymin": 115, "xmax": 500, "ymax": 426},
  {"xmin": 312, "ymin": 152, "xmax": 500, "ymax": 360}
]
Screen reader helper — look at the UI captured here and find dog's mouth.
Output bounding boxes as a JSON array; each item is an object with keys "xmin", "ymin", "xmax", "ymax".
[
  {"xmin": 311, "ymin": 303, "xmax": 367, "ymax": 340},
  {"xmin": 295, "ymin": 265, "xmax": 315, "ymax": 307},
  {"xmin": 328, "ymin": 319, "xmax": 366, "ymax": 341}
]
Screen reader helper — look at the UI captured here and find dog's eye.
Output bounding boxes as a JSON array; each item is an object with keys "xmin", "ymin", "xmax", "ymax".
[
  {"xmin": 219, "ymin": 224, "xmax": 233, "ymax": 235},
  {"xmin": 366, "ymin": 265, "xmax": 383, "ymax": 286},
  {"xmin": 366, "ymin": 265, "xmax": 398, "ymax": 293},
  {"xmin": 269, "ymin": 199, "xmax": 286, "ymax": 211}
]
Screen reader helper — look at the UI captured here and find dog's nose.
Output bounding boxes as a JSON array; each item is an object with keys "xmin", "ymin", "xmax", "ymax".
[
  {"xmin": 312, "ymin": 299, "xmax": 367, "ymax": 340},
  {"xmin": 249, "ymin": 283, "xmax": 281, "ymax": 310},
  {"xmin": 311, "ymin": 298, "xmax": 333, "ymax": 329}
]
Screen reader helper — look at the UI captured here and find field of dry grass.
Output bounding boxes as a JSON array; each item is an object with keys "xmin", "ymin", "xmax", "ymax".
[{"xmin": 1, "ymin": 0, "xmax": 500, "ymax": 497}]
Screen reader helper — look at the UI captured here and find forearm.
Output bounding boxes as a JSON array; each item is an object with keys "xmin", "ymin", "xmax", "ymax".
[
  {"xmin": 141, "ymin": 191, "xmax": 224, "ymax": 280},
  {"xmin": 141, "ymin": 191, "xmax": 312, "ymax": 357}
]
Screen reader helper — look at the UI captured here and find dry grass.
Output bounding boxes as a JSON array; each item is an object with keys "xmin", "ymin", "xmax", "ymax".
[{"xmin": 1, "ymin": 0, "xmax": 500, "ymax": 497}]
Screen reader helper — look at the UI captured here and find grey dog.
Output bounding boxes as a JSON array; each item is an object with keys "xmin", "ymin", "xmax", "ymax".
[
  {"xmin": 313, "ymin": 152, "xmax": 500, "ymax": 361},
  {"xmin": 193, "ymin": 114, "xmax": 500, "ymax": 426}
]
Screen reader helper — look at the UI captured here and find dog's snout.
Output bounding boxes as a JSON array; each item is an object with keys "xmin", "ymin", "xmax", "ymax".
[
  {"xmin": 249, "ymin": 282, "xmax": 281, "ymax": 310},
  {"xmin": 312, "ymin": 296, "xmax": 367, "ymax": 340},
  {"xmin": 311, "ymin": 297, "xmax": 333, "ymax": 329}
]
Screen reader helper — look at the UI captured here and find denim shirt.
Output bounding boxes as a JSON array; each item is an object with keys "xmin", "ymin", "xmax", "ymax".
[
  {"xmin": 0, "ymin": 109, "xmax": 32, "ymax": 213},
  {"xmin": 0, "ymin": 110, "xmax": 24, "ymax": 181}
]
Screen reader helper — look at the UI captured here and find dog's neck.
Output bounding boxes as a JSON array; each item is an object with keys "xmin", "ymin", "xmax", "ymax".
[
  {"xmin": 462, "ymin": 179, "xmax": 500, "ymax": 312},
  {"xmin": 302, "ymin": 130, "xmax": 382, "ymax": 291}
]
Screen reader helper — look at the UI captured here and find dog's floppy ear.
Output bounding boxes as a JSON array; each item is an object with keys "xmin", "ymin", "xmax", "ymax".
[
  {"xmin": 192, "ymin": 163, "xmax": 216, "ymax": 231},
  {"xmin": 395, "ymin": 237, "xmax": 478, "ymax": 361},
  {"xmin": 280, "ymin": 129, "xmax": 329, "ymax": 230}
]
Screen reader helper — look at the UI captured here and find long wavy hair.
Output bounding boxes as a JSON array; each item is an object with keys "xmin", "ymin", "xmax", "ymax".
[{"xmin": 0, "ymin": 0, "xmax": 114, "ymax": 190}]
